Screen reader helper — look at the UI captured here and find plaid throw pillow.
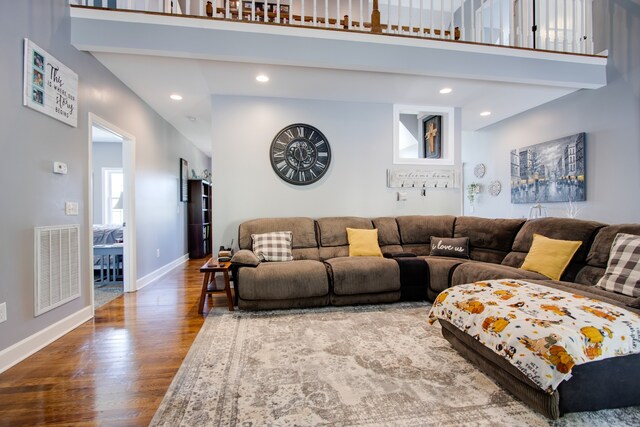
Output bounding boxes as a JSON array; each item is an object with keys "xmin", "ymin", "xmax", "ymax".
[
  {"xmin": 596, "ymin": 233, "xmax": 640, "ymax": 297},
  {"xmin": 251, "ymin": 231, "xmax": 293, "ymax": 262}
]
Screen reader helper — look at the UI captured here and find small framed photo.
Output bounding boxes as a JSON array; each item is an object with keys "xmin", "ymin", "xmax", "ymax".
[
  {"xmin": 180, "ymin": 158, "xmax": 189, "ymax": 202},
  {"xmin": 33, "ymin": 51, "xmax": 44, "ymax": 70}
]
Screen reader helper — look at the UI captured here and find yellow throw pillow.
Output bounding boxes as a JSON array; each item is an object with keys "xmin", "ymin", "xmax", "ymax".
[
  {"xmin": 520, "ymin": 233, "xmax": 582, "ymax": 280},
  {"xmin": 346, "ymin": 228, "xmax": 383, "ymax": 257}
]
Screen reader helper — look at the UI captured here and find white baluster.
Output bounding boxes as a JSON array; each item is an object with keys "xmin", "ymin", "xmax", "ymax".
[
  {"xmin": 498, "ymin": 0, "xmax": 502, "ymax": 44},
  {"xmin": 509, "ymin": 0, "xmax": 514, "ymax": 46},
  {"xmin": 449, "ymin": 0, "xmax": 453, "ymax": 39},
  {"xmin": 325, "ymin": 0, "xmax": 328, "ymax": 27},
  {"xmin": 302, "ymin": 0, "xmax": 305, "ymax": 26},
  {"xmin": 387, "ymin": 0, "xmax": 391, "ymax": 33},
  {"xmin": 127, "ymin": 0, "xmax": 133, "ymax": 9},
  {"xmin": 520, "ymin": 0, "xmax": 524, "ymax": 47},
  {"xmin": 541, "ymin": 0, "xmax": 551, "ymax": 49},
  {"xmin": 313, "ymin": 0, "xmax": 316, "ymax": 26},
  {"xmin": 419, "ymin": 0, "xmax": 423, "ymax": 35},
  {"xmin": 277, "ymin": 0, "xmax": 280, "ymax": 23},
  {"xmin": 409, "ymin": 0, "xmax": 413, "ymax": 34},
  {"xmin": 470, "ymin": 0, "xmax": 475, "ymax": 42},
  {"xmin": 430, "ymin": 0, "xmax": 434, "ymax": 37},
  {"xmin": 264, "ymin": 0, "xmax": 268, "ymax": 22},
  {"xmin": 479, "ymin": 0, "xmax": 483, "ymax": 43},
  {"xmin": 251, "ymin": 0, "xmax": 255, "ymax": 21},
  {"xmin": 289, "ymin": 0, "xmax": 292, "ymax": 24},
  {"xmin": 440, "ymin": 0, "xmax": 443, "ymax": 38},
  {"xmin": 571, "ymin": 0, "xmax": 576, "ymax": 53},
  {"xmin": 586, "ymin": 0, "xmax": 592, "ymax": 53},
  {"xmin": 336, "ymin": 0, "xmax": 341, "ymax": 27},
  {"xmin": 488, "ymin": 0, "xmax": 493, "ymax": 43},
  {"xmin": 552, "ymin": 0, "xmax": 560, "ymax": 50},
  {"xmin": 581, "ymin": 0, "xmax": 586, "ymax": 54},
  {"xmin": 563, "ymin": 0, "xmax": 568, "ymax": 52},
  {"xmin": 348, "ymin": 0, "xmax": 352, "ymax": 29},
  {"xmin": 359, "ymin": 0, "xmax": 363, "ymax": 30},
  {"xmin": 397, "ymin": 0, "xmax": 401, "ymax": 34},
  {"xmin": 460, "ymin": 0, "xmax": 464, "ymax": 41}
]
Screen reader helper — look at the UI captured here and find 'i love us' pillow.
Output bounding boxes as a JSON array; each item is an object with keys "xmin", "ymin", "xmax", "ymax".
[{"xmin": 430, "ymin": 237, "xmax": 470, "ymax": 259}]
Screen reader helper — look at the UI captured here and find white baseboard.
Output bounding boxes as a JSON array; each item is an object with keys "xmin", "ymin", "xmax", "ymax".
[
  {"xmin": 135, "ymin": 254, "xmax": 189, "ymax": 291},
  {"xmin": 0, "ymin": 306, "xmax": 93, "ymax": 374},
  {"xmin": 0, "ymin": 255, "xmax": 190, "ymax": 374}
]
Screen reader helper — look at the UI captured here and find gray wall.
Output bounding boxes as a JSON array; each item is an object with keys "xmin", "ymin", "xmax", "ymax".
[
  {"xmin": 211, "ymin": 95, "xmax": 462, "ymax": 252},
  {"xmin": 461, "ymin": 0, "xmax": 640, "ymax": 223},
  {"xmin": 92, "ymin": 141, "xmax": 123, "ymax": 224},
  {"xmin": 0, "ymin": 0, "xmax": 209, "ymax": 353}
]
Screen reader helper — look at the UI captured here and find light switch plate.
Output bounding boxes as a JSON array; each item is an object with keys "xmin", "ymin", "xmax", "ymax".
[
  {"xmin": 0, "ymin": 302, "xmax": 6, "ymax": 323},
  {"xmin": 65, "ymin": 201, "xmax": 79, "ymax": 216},
  {"xmin": 53, "ymin": 161, "xmax": 68, "ymax": 174},
  {"xmin": 397, "ymin": 192, "xmax": 407, "ymax": 201}
]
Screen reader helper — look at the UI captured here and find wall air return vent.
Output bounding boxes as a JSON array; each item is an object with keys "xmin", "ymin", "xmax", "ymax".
[{"xmin": 34, "ymin": 225, "xmax": 81, "ymax": 316}]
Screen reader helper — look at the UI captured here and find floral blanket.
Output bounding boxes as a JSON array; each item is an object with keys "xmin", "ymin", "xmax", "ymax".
[{"xmin": 428, "ymin": 279, "xmax": 640, "ymax": 393}]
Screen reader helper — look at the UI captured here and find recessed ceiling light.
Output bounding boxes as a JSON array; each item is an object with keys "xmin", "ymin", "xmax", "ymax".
[
  {"xmin": 256, "ymin": 74, "xmax": 270, "ymax": 83},
  {"xmin": 439, "ymin": 87, "xmax": 452, "ymax": 94},
  {"xmin": 480, "ymin": 111, "xmax": 492, "ymax": 117},
  {"xmin": 170, "ymin": 94, "xmax": 183, "ymax": 101}
]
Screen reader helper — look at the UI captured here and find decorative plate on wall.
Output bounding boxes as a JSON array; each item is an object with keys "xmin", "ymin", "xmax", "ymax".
[
  {"xmin": 473, "ymin": 163, "xmax": 486, "ymax": 178},
  {"xmin": 489, "ymin": 180, "xmax": 502, "ymax": 196}
]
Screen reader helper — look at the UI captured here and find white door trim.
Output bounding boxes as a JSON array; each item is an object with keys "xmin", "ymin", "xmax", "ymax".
[{"xmin": 88, "ymin": 113, "xmax": 137, "ymax": 308}]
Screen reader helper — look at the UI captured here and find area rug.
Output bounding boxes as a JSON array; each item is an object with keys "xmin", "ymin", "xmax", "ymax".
[
  {"xmin": 151, "ymin": 303, "xmax": 640, "ymax": 426},
  {"xmin": 94, "ymin": 283, "xmax": 123, "ymax": 309}
]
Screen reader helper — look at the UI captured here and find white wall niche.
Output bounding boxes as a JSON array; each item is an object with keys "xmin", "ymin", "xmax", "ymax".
[{"xmin": 393, "ymin": 104, "xmax": 455, "ymax": 166}]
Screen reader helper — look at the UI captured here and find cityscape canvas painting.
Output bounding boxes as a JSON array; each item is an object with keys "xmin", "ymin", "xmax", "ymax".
[{"xmin": 510, "ymin": 133, "xmax": 586, "ymax": 204}]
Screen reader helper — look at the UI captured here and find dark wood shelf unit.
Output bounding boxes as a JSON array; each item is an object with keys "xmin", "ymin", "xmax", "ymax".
[{"xmin": 188, "ymin": 179, "xmax": 212, "ymax": 259}]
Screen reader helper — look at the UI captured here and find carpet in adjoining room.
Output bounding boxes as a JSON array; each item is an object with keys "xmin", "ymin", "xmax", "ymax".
[{"xmin": 151, "ymin": 303, "xmax": 640, "ymax": 426}]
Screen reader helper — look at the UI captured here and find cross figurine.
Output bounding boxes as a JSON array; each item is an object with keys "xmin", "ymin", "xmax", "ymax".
[{"xmin": 425, "ymin": 122, "xmax": 438, "ymax": 154}]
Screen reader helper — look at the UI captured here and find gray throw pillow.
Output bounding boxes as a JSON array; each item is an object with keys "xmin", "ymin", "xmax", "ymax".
[
  {"xmin": 596, "ymin": 233, "xmax": 640, "ymax": 297},
  {"xmin": 252, "ymin": 231, "xmax": 293, "ymax": 262},
  {"xmin": 430, "ymin": 236, "xmax": 470, "ymax": 259}
]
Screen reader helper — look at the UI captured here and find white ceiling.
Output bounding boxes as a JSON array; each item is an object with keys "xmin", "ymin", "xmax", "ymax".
[{"xmin": 93, "ymin": 52, "xmax": 576, "ymax": 157}]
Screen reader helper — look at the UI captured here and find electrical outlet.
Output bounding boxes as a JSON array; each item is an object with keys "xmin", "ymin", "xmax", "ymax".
[
  {"xmin": 0, "ymin": 302, "xmax": 7, "ymax": 324},
  {"xmin": 156, "ymin": 249, "xmax": 160, "ymax": 258}
]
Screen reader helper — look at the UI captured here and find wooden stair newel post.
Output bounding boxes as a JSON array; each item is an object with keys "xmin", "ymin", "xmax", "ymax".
[{"xmin": 371, "ymin": 0, "xmax": 381, "ymax": 33}]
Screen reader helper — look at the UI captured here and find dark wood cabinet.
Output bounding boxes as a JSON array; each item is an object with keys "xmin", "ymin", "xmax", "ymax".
[{"xmin": 188, "ymin": 180, "xmax": 212, "ymax": 259}]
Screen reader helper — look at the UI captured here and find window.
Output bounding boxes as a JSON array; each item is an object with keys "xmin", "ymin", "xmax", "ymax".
[{"xmin": 103, "ymin": 168, "xmax": 124, "ymax": 225}]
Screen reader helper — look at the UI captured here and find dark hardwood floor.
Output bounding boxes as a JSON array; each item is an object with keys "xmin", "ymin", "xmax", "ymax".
[{"xmin": 0, "ymin": 259, "xmax": 228, "ymax": 426}]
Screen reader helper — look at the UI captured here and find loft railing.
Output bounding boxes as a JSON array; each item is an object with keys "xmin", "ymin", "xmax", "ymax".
[{"xmin": 74, "ymin": 0, "xmax": 595, "ymax": 55}]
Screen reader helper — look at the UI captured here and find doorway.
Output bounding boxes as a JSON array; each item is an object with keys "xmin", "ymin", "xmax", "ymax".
[{"xmin": 88, "ymin": 114, "xmax": 136, "ymax": 311}]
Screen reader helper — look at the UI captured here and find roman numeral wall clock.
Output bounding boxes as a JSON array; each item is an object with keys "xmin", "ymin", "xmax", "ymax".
[{"xmin": 269, "ymin": 123, "xmax": 331, "ymax": 185}]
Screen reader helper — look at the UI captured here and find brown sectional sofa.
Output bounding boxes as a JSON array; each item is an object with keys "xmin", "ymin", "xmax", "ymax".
[
  {"xmin": 231, "ymin": 215, "xmax": 640, "ymax": 419},
  {"xmin": 233, "ymin": 215, "xmax": 640, "ymax": 312}
]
